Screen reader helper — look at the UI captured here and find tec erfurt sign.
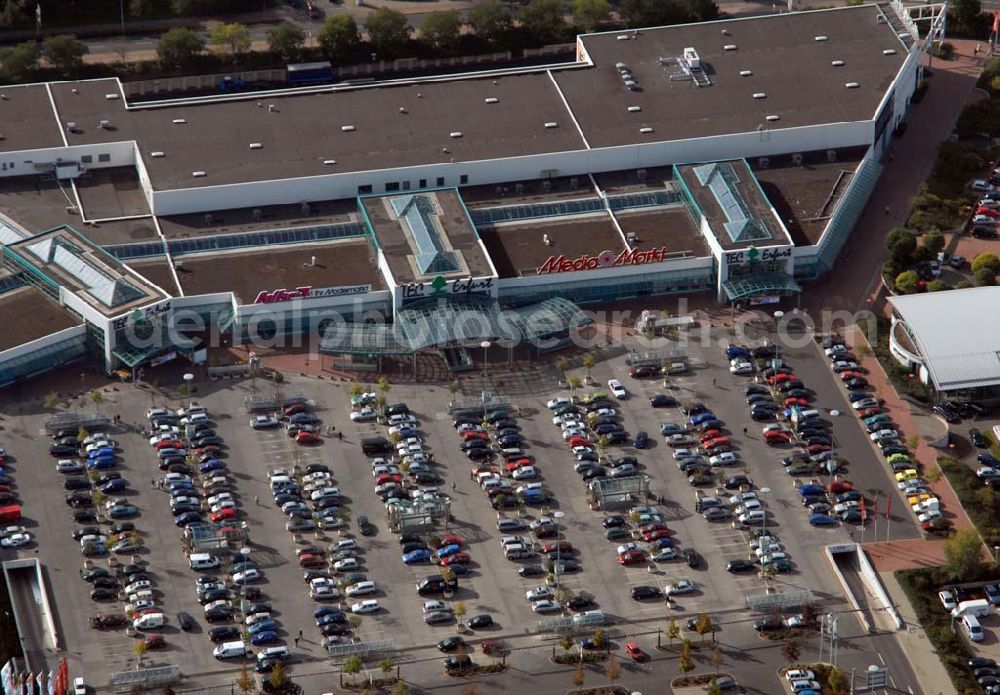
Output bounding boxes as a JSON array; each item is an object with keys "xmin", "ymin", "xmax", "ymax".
[
  {"xmin": 536, "ymin": 247, "xmax": 670, "ymax": 275},
  {"xmin": 252, "ymin": 285, "xmax": 371, "ymax": 304},
  {"xmin": 400, "ymin": 276, "xmax": 495, "ymax": 302},
  {"xmin": 724, "ymin": 246, "xmax": 793, "ymax": 266}
]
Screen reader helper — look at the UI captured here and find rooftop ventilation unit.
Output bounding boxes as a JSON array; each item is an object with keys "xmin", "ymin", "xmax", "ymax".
[
  {"xmin": 814, "ymin": 35, "xmax": 828, "ymax": 41},
  {"xmin": 485, "ymin": 97, "xmax": 499, "ymax": 104},
  {"xmin": 253, "ymin": 208, "xmax": 262, "ymax": 221},
  {"xmin": 543, "ymin": 233, "xmax": 551, "ymax": 245},
  {"xmin": 627, "ymin": 105, "xmax": 641, "ymax": 112},
  {"xmin": 399, "ymin": 107, "xmax": 407, "ymax": 114},
  {"xmin": 765, "ymin": 114, "xmax": 780, "ymax": 121},
  {"xmin": 544, "ymin": 122, "xmax": 558, "ymax": 128},
  {"xmin": 341, "ymin": 125, "xmax": 355, "ymax": 132},
  {"xmin": 268, "ymin": 104, "xmax": 277, "ymax": 112},
  {"xmin": 449, "ymin": 131, "xmax": 463, "ymax": 138},
  {"xmin": 639, "ymin": 126, "xmax": 654, "ymax": 133},
  {"xmin": 752, "ymin": 92, "xmax": 766, "ymax": 99},
  {"xmin": 616, "ymin": 35, "xmax": 630, "ymax": 41},
  {"xmin": 831, "ymin": 60, "xmax": 844, "ymax": 66},
  {"xmin": 682, "ymin": 47, "xmax": 701, "ymax": 69},
  {"xmin": 883, "ymin": 49, "xmax": 897, "ymax": 55},
  {"xmin": 65, "ymin": 122, "xmax": 76, "ymax": 131},
  {"xmin": 192, "ymin": 171, "xmax": 206, "ymax": 177},
  {"xmin": 792, "ymin": 153, "xmax": 803, "ymax": 166},
  {"xmin": 249, "ymin": 143, "xmax": 262, "ymax": 150},
  {"xmin": 758, "ymin": 156, "xmax": 770, "ymax": 169},
  {"xmin": 105, "ymin": 93, "xmax": 120, "ymax": 100},
  {"xmin": 724, "ymin": 44, "xmax": 737, "ymax": 51},
  {"xmin": 172, "ymin": 118, "xmax": 186, "ymax": 124},
  {"xmin": 150, "ymin": 151, "xmax": 165, "ymax": 158},
  {"xmin": 626, "ymin": 232, "xmax": 637, "ymax": 244},
  {"xmin": 845, "ymin": 82, "xmax": 859, "ymax": 89},
  {"xmin": 98, "ymin": 120, "xmax": 110, "ymax": 129},
  {"xmin": 615, "ymin": 62, "xmax": 628, "ymax": 70},
  {"xmin": 625, "ymin": 80, "xmax": 638, "ymax": 91},
  {"xmin": 323, "ymin": 159, "xmax": 336, "ymax": 165},
  {"xmin": 739, "ymin": 70, "xmax": 752, "ymax": 76}
]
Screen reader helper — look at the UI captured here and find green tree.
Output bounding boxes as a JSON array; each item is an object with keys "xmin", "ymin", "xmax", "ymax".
[
  {"xmin": 828, "ymin": 666, "xmax": 849, "ymax": 695},
  {"xmin": 420, "ymin": 10, "xmax": 462, "ymax": 51},
  {"xmin": 453, "ymin": 601, "xmax": 467, "ymax": 625},
  {"xmin": 953, "ymin": 0, "xmax": 982, "ymax": 34},
  {"xmin": 349, "ymin": 382, "xmax": 364, "ymax": 398},
  {"xmin": 267, "ymin": 23, "xmax": 306, "ymax": 60},
  {"xmin": 972, "ymin": 252, "xmax": 1000, "ymax": 275},
  {"xmin": 666, "ymin": 616, "xmax": 680, "ymax": 646},
  {"xmin": 573, "ymin": 0, "xmax": 609, "ymax": 30},
  {"xmin": 894, "ymin": 270, "xmax": 920, "ymax": 294},
  {"xmin": 157, "ymin": 27, "xmax": 205, "ymax": 69},
  {"xmin": 922, "ymin": 229, "xmax": 946, "ymax": 255},
  {"xmin": 89, "ymin": 390, "xmax": 104, "ymax": 406},
  {"xmin": 210, "ymin": 22, "xmax": 251, "ymax": 57},
  {"xmin": 568, "ymin": 375, "xmax": 583, "ymax": 393},
  {"xmin": 592, "ymin": 627, "xmax": 606, "ymax": 648},
  {"xmin": 342, "ymin": 655, "xmax": 363, "ymax": 684},
  {"xmin": 885, "ymin": 227, "xmax": 917, "ymax": 266},
  {"xmin": 378, "ymin": 657, "xmax": 395, "ymax": 677},
  {"xmin": 520, "ymin": 0, "xmax": 565, "ymax": 42},
  {"xmin": 365, "ymin": 8, "xmax": 411, "ymax": 59},
  {"xmin": 976, "ymin": 267, "xmax": 997, "ymax": 286},
  {"xmin": 391, "ymin": 682, "xmax": 408, "ymax": 695},
  {"xmin": 695, "ymin": 612, "xmax": 713, "ymax": 642},
  {"xmin": 943, "ymin": 527, "xmax": 984, "ymax": 580},
  {"xmin": 267, "ymin": 662, "xmax": 285, "ymax": 690},
  {"xmin": 707, "ymin": 680, "xmax": 723, "ymax": 695},
  {"xmin": 318, "ymin": 14, "xmax": 359, "ymax": 61},
  {"xmin": 781, "ymin": 638, "xmax": 800, "ymax": 664},
  {"xmin": 43, "ymin": 393, "xmax": 59, "ymax": 410},
  {"xmin": 0, "ymin": 40, "xmax": 38, "ymax": 79},
  {"xmin": 468, "ymin": 0, "xmax": 513, "ymax": 44},
  {"xmin": 678, "ymin": 639, "xmax": 695, "ymax": 674},
  {"xmin": 926, "ymin": 279, "xmax": 950, "ymax": 292},
  {"xmin": 559, "ymin": 633, "xmax": 574, "ymax": 653},
  {"xmin": 129, "ymin": 0, "xmax": 156, "ymax": 18},
  {"xmin": 571, "ymin": 664, "xmax": 585, "ymax": 686},
  {"xmin": 604, "ymin": 654, "xmax": 621, "ymax": 686},
  {"xmin": 133, "ymin": 639, "xmax": 147, "ymax": 665},
  {"xmin": 42, "ymin": 34, "xmax": 88, "ymax": 75},
  {"xmin": 581, "ymin": 353, "xmax": 595, "ymax": 381},
  {"xmin": 0, "ymin": 1, "xmax": 28, "ymax": 28}
]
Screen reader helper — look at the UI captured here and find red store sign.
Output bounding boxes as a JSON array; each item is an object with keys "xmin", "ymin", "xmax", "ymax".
[{"xmin": 537, "ymin": 247, "xmax": 670, "ymax": 275}]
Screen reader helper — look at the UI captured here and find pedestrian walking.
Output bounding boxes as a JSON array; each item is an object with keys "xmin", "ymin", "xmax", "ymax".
[
  {"xmin": 298, "ymin": 629, "xmax": 303, "ymax": 639},
  {"xmin": 451, "ymin": 482, "xmax": 457, "ymax": 491},
  {"xmin": 712, "ymin": 377, "xmax": 716, "ymax": 387},
  {"xmin": 254, "ymin": 495, "xmax": 260, "ymax": 505},
  {"xmin": 151, "ymin": 479, "xmax": 156, "ymax": 488},
  {"xmin": 743, "ymin": 427, "xmax": 748, "ymax": 436},
  {"xmin": 338, "ymin": 431, "xmax": 343, "ymax": 441},
  {"xmin": 294, "ymin": 637, "xmax": 299, "ymax": 647},
  {"xmin": 976, "ymin": 42, "xmax": 981, "ymax": 55},
  {"xmin": 884, "ymin": 205, "xmax": 890, "ymax": 216}
]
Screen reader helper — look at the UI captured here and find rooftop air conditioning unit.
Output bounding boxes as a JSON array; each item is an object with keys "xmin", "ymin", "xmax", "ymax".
[
  {"xmin": 485, "ymin": 97, "xmax": 499, "ymax": 104},
  {"xmin": 814, "ymin": 35, "xmax": 828, "ymax": 41},
  {"xmin": 192, "ymin": 171, "xmax": 206, "ymax": 177},
  {"xmin": 883, "ymin": 49, "xmax": 897, "ymax": 55},
  {"xmin": 616, "ymin": 35, "xmax": 630, "ymax": 41},
  {"xmin": 341, "ymin": 125, "xmax": 355, "ymax": 132},
  {"xmin": 739, "ymin": 70, "xmax": 752, "ymax": 77},
  {"xmin": 66, "ymin": 122, "xmax": 76, "ymax": 131},
  {"xmin": 639, "ymin": 126, "xmax": 654, "ymax": 134},
  {"xmin": 627, "ymin": 105, "xmax": 641, "ymax": 112},
  {"xmin": 724, "ymin": 44, "xmax": 737, "ymax": 51},
  {"xmin": 98, "ymin": 120, "xmax": 110, "ymax": 129},
  {"xmin": 323, "ymin": 159, "xmax": 336, "ymax": 165},
  {"xmin": 150, "ymin": 151, "xmax": 165, "ymax": 158},
  {"xmin": 450, "ymin": 132, "xmax": 463, "ymax": 138},
  {"xmin": 172, "ymin": 119, "xmax": 186, "ymax": 124},
  {"xmin": 543, "ymin": 234, "xmax": 551, "ymax": 246},
  {"xmin": 831, "ymin": 60, "xmax": 844, "ymax": 66},
  {"xmin": 626, "ymin": 232, "xmax": 637, "ymax": 244},
  {"xmin": 249, "ymin": 143, "xmax": 262, "ymax": 150},
  {"xmin": 845, "ymin": 82, "xmax": 859, "ymax": 89},
  {"xmin": 765, "ymin": 115, "xmax": 780, "ymax": 121},
  {"xmin": 752, "ymin": 93, "xmax": 766, "ymax": 99},
  {"xmin": 544, "ymin": 122, "xmax": 558, "ymax": 128},
  {"xmin": 105, "ymin": 93, "xmax": 120, "ymax": 100}
]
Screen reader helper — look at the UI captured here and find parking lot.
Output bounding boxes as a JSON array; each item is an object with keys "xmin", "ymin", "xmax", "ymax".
[{"xmin": 0, "ymin": 323, "xmax": 926, "ymax": 693}]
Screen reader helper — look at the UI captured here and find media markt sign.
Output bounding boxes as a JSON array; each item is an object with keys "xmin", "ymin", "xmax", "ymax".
[{"xmin": 536, "ymin": 247, "xmax": 670, "ymax": 275}]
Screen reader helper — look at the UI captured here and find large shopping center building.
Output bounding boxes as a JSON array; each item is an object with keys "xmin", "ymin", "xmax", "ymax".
[{"xmin": 0, "ymin": 3, "xmax": 944, "ymax": 386}]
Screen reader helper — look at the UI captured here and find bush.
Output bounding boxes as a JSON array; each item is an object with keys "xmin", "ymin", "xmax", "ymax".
[
  {"xmin": 932, "ymin": 41, "xmax": 954, "ymax": 59},
  {"xmin": 926, "ymin": 279, "xmax": 950, "ymax": 292},
  {"xmin": 939, "ymin": 456, "xmax": 1000, "ymax": 545},
  {"xmin": 911, "ymin": 80, "xmax": 929, "ymax": 103},
  {"xmin": 972, "ymin": 252, "xmax": 1000, "ymax": 274},
  {"xmin": 976, "ymin": 267, "xmax": 997, "ymax": 286},
  {"xmin": 894, "ymin": 270, "xmax": 920, "ymax": 294}
]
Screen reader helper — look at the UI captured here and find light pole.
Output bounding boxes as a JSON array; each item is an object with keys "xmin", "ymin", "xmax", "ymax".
[
  {"xmin": 480, "ymin": 340, "xmax": 491, "ymax": 421},
  {"xmin": 553, "ymin": 510, "xmax": 565, "ymax": 599},
  {"xmin": 772, "ymin": 311, "xmax": 784, "ymax": 364},
  {"xmin": 760, "ymin": 486, "xmax": 771, "ymax": 536}
]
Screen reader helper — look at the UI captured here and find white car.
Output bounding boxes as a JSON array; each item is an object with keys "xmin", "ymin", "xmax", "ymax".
[
  {"xmin": 547, "ymin": 397, "xmax": 572, "ymax": 410},
  {"xmin": 423, "ymin": 600, "xmax": 451, "ymax": 613},
  {"xmin": 245, "ymin": 611, "xmax": 272, "ymax": 626},
  {"xmin": 232, "ymin": 569, "xmax": 262, "ymax": 584},
  {"xmin": 345, "ymin": 581, "xmax": 377, "ymax": 597},
  {"xmin": 511, "ymin": 466, "xmax": 538, "ymax": 481},
  {"xmin": 667, "ymin": 434, "xmax": 695, "ymax": 447},
  {"xmin": 526, "ymin": 586, "xmax": 554, "ymax": 602},
  {"xmin": 210, "ymin": 501, "xmax": 237, "ymax": 514},
  {"xmin": 754, "ymin": 543, "xmax": 783, "ymax": 558},
  {"xmin": 553, "ymin": 414, "xmax": 584, "ymax": 427},
  {"xmin": 562, "ymin": 427, "xmax": 588, "ymax": 441},
  {"xmin": 918, "ymin": 509, "xmax": 942, "ymax": 524},
  {"xmin": 869, "ymin": 429, "xmax": 899, "ymax": 442},
  {"xmin": 310, "ymin": 578, "xmax": 340, "ymax": 600},
  {"xmin": 831, "ymin": 360, "xmax": 859, "ymax": 372},
  {"xmin": 617, "ymin": 542, "xmax": 641, "ymax": 556},
  {"xmin": 709, "ymin": 452, "xmax": 739, "ymax": 467},
  {"xmin": 0, "ymin": 526, "xmax": 26, "ymax": 538},
  {"xmin": 938, "ymin": 590, "xmax": 957, "ymax": 610},
  {"xmin": 784, "ymin": 614, "xmax": 807, "ymax": 628},
  {"xmin": 207, "ymin": 492, "xmax": 233, "ymax": 506},
  {"xmin": 729, "ymin": 361, "xmax": 753, "ymax": 375},
  {"xmin": 851, "ymin": 398, "xmax": 879, "ymax": 410},
  {"xmin": 0, "ymin": 532, "xmax": 31, "ymax": 548},
  {"xmin": 516, "ymin": 483, "xmax": 543, "ymax": 494},
  {"xmin": 351, "ymin": 600, "xmax": 380, "ymax": 614},
  {"xmin": 333, "ymin": 539, "xmax": 357, "ymax": 552},
  {"xmin": 608, "ymin": 379, "xmax": 627, "ymax": 398},
  {"xmin": 350, "ymin": 408, "xmax": 377, "ymax": 422},
  {"xmin": 785, "ymin": 669, "xmax": 816, "ymax": 682},
  {"xmin": 666, "ymin": 579, "xmax": 695, "ymax": 595},
  {"xmin": 730, "ymin": 491, "xmax": 758, "ymax": 506},
  {"xmin": 759, "ymin": 552, "xmax": 788, "ymax": 566},
  {"xmin": 387, "ymin": 414, "xmax": 418, "ymax": 426},
  {"xmin": 971, "ymin": 179, "xmax": 994, "ymax": 192},
  {"xmin": 124, "ymin": 579, "xmax": 152, "ymax": 594},
  {"xmin": 372, "ymin": 465, "xmax": 401, "ymax": 477},
  {"xmin": 250, "ymin": 415, "xmax": 279, "ymax": 429},
  {"xmin": 592, "ymin": 407, "xmax": 617, "ymax": 418},
  {"xmin": 531, "ymin": 599, "xmax": 563, "ymax": 613},
  {"xmin": 651, "ymin": 548, "xmax": 678, "ymax": 562},
  {"xmin": 333, "ymin": 558, "xmax": 360, "ymax": 572}
]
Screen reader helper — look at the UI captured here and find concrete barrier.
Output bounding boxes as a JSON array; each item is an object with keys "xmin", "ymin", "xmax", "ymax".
[
  {"xmin": 855, "ymin": 545, "xmax": 904, "ymax": 629},
  {"xmin": 2, "ymin": 559, "xmax": 59, "ymax": 670},
  {"xmin": 207, "ymin": 364, "xmax": 251, "ymax": 379}
]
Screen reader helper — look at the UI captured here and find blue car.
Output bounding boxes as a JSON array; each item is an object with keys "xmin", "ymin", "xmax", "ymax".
[
  {"xmin": 174, "ymin": 511, "xmax": 202, "ymax": 527},
  {"xmin": 250, "ymin": 630, "xmax": 280, "ymax": 646},
  {"xmin": 798, "ymin": 484, "xmax": 825, "ymax": 497},
  {"xmin": 87, "ymin": 458, "xmax": 115, "ymax": 470},
  {"xmin": 313, "ymin": 606, "xmax": 344, "ymax": 620},
  {"xmin": 979, "ymin": 453, "xmax": 1000, "ymax": 467},
  {"xmin": 99, "ymin": 478, "xmax": 127, "ymax": 493},
  {"xmin": 168, "ymin": 481, "xmax": 194, "ymax": 493},
  {"xmin": 521, "ymin": 489, "xmax": 548, "ymax": 504},
  {"xmin": 690, "ymin": 412, "xmax": 716, "ymax": 426},
  {"xmin": 651, "ymin": 537, "xmax": 675, "ymax": 549},
  {"xmin": 199, "ymin": 459, "xmax": 225, "ymax": 474},
  {"xmin": 248, "ymin": 620, "xmax": 279, "ymax": 635},
  {"xmin": 634, "ymin": 431, "xmax": 649, "ymax": 449},
  {"xmin": 87, "ymin": 448, "xmax": 114, "ymax": 459},
  {"xmin": 394, "ymin": 427, "xmax": 416, "ymax": 439},
  {"xmin": 809, "ymin": 513, "xmax": 838, "ymax": 527},
  {"xmin": 436, "ymin": 544, "xmax": 461, "ymax": 559},
  {"xmin": 726, "ymin": 346, "xmax": 751, "ymax": 360},
  {"xmin": 402, "ymin": 549, "xmax": 431, "ymax": 564}
]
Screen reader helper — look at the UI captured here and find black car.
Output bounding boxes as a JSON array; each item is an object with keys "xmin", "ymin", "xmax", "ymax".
[
  {"xmin": 518, "ymin": 565, "xmax": 545, "ymax": 578},
  {"xmin": 497, "ymin": 435, "xmax": 522, "ymax": 448},
  {"xmin": 745, "ymin": 385, "xmax": 770, "ymax": 396},
  {"xmin": 64, "ymin": 477, "xmax": 91, "ymax": 491},
  {"xmin": 81, "ymin": 567, "xmax": 110, "ymax": 582},
  {"xmin": 784, "ymin": 388, "xmax": 811, "ymax": 399},
  {"xmin": 726, "ymin": 559, "xmax": 755, "ymax": 573},
  {"xmin": 65, "ymin": 491, "xmax": 93, "ymax": 507},
  {"xmin": 602, "ymin": 515, "xmax": 626, "ymax": 528},
  {"xmin": 970, "ymin": 657, "xmax": 998, "ymax": 670},
  {"xmin": 49, "ymin": 444, "xmax": 79, "ymax": 457},
  {"xmin": 209, "ymin": 625, "xmax": 240, "ymax": 642},
  {"xmin": 971, "ymin": 428, "xmax": 988, "ymax": 448},
  {"xmin": 933, "ymin": 404, "xmax": 961, "ymax": 423},
  {"xmin": 205, "ymin": 607, "xmax": 234, "ymax": 622},
  {"xmin": 567, "ymin": 595, "xmax": 595, "ymax": 611},
  {"xmin": 467, "ymin": 614, "xmax": 493, "ymax": 629},
  {"xmin": 460, "ymin": 439, "xmax": 489, "ymax": 451},
  {"xmin": 320, "ymin": 623, "xmax": 352, "ymax": 636},
  {"xmin": 683, "ymin": 548, "xmax": 702, "ymax": 569},
  {"xmin": 649, "ymin": 395, "xmax": 677, "ymax": 408},
  {"xmin": 750, "ymin": 410, "xmax": 776, "ymax": 421},
  {"xmin": 804, "ymin": 436, "xmax": 832, "ymax": 447},
  {"xmin": 177, "ymin": 612, "xmax": 195, "ymax": 631},
  {"xmin": 724, "ymin": 475, "xmax": 752, "ymax": 490},
  {"xmin": 631, "ymin": 585, "xmax": 662, "ymax": 600},
  {"xmin": 73, "ymin": 509, "xmax": 97, "ymax": 523},
  {"xmin": 90, "ymin": 588, "xmax": 117, "ymax": 601},
  {"xmin": 753, "ymin": 617, "xmax": 781, "ymax": 631},
  {"xmin": 72, "ymin": 526, "xmax": 100, "ymax": 540},
  {"xmin": 92, "ymin": 576, "xmax": 118, "ymax": 589},
  {"xmin": 437, "ymin": 636, "xmax": 465, "ymax": 652}
]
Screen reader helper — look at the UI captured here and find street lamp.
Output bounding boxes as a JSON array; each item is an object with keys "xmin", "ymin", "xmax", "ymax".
[
  {"xmin": 480, "ymin": 341, "xmax": 491, "ymax": 421},
  {"xmin": 760, "ymin": 487, "xmax": 771, "ymax": 536},
  {"xmin": 772, "ymin": 311, "xmax": 784, "ymax": 363},
  {"xmin": 553, "ymin": 511, "xmax": 565, "ymax": 598}
]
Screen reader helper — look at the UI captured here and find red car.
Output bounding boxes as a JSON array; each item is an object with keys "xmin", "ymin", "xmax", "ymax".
[
  {"xmin": 829, "ymin": 480, "xmax": 854, "ymax": 494},
  {"xmin": 858, "ymin": 407, "xmax": 882, "ymax": 418},
  {"xmin": 439, "ymin": 552, "xmax": 470, "ymax": 566},
  {"xmin": 784, "ymin": 397, "xmax": 809, "ymax": 408},
  {"xmin": 284, "ymin": 403, "xmax": 308, "ymax": 416},
  {"xmin": 625, "ymin": 642, "xmax": 647, "ymax": 661},
  {"xmin": 210, "ymin": 508, "xmax": 237, "ymax": 522},
  {"xmin": 375, "ymin": 473, "xmax": 402, "ymax": 485},
  {"xmin": 642, "ymin": 528, "xmax": 671, "ymax": 542},
  {"xmin": 195, "ymin": 445, "xmax": 222, "ymax": 456},
  {"xmin": 567, "ymin": 436, "xmax": 591, "ymax": 449},
  {"xmin": 840, "ymin": 370, "xmax": 865, "ymax": 381},
  {"xmin": 155, "ymin": 439, "xmax": 183, "ymax": 450},
  {"xmin": 505, "ymin": 459, "xmax": 531, "ymax": 472},
  {"xmin": 542, "ymin": 541, "xmax": 573, "ymax": 554},
  {"xmin": 463, "ymin": 431, "xmax": 489, "ymax": 442},
  {"xmin": 618, "ymin": 550, "xmax": 645, "ymax": 566},
  {"xmin": 143, "ymin": 634, "xmax": 166, "ymax": 649},
  {"xmin": 640, "ymin": 522, "xmax": 669, "ymax": 534},
  {"xmin": 768, "ymin": 373, "xmax": 796, "ymax": 385},
  {"xmin": 702, "ymin": 436, "xmax": 730, "ymax": 449},
  {"xmin": 438, "ymin": 534, "xmax": 462, "ymax": 548},
  {"xmin": 296, "ymin": 431, "xmax": 320, "ymax": 444},
  {"xmin": 298, "ymin": 553, "xmax": 324, "ymax": 568},
  {"xmin": 704, "ymin": 443, "xmax": 732, "ymax": 456},
  {"xmin": 807, "ymin": 444, "xmax": 831, "ymax": 455},
  {"xmin": 764, "ymin": 432, "xmax": 790, "ymax": 446},
  {"xmin": 977, "ymin": 205, "xmax": 1000, "ymax": 217},
  {"xmin": 699, "ymin": 430, "xmax": 723, "ymax": 443}
]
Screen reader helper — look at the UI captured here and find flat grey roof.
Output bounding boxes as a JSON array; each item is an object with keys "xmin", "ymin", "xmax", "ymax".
[
  {"xmin": 889, "ymin": 288, "xmax": 1000, "ymax": 392},
  {"xmin": 157, "ymin": 200, "xmax": 359, "ymax": 240},
  {"xmin": 560, "ymin": 5, "xmax": 905, "ymax": 148},
  {"xmin": 362, "ymin": 189, "xmax": 493, "ymax": 283},
  {"xmin": 0, "ymin": 287, "xmax": 80, "ymax": 351},
  {"xmin": 0, "ymin": 84, "xmax": 65, "ymax": 153}
]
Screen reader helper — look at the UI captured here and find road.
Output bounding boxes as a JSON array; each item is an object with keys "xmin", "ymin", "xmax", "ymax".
[{"xmin": 6, "ymin": 565, "xmax": 51, "ymax": 674}]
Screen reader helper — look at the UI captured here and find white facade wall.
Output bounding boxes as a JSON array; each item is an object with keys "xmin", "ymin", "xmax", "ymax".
[
  {"xmin": 0, "ymin": 141, "xmax": 135, "ymax": 179},
  {"xmin": 498, "ymin": 254, "xmax": 714, "ymax": 293},
  {"xmin": 0, "ymin": 323, "xmax": 85, "ymax": 365},
  {"xmin": 148, "ymin": 120, "xmax": 874, "ymax": 215}
]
